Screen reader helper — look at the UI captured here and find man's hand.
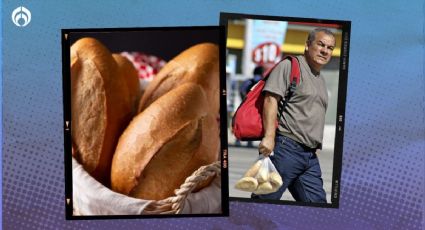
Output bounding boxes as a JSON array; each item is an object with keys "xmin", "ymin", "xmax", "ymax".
[
  {"xmin": 259, "ymin": 136, "xmax": 275, "ymax": 156},
  {"xmin": 259, "ymin": 92, "xmax": 281, "ymax": 157}
]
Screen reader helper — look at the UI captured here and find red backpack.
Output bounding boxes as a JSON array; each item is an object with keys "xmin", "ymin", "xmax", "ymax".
[{"xmin": 231, "ymin": 56, "xmax": 301, "ymax": 141}]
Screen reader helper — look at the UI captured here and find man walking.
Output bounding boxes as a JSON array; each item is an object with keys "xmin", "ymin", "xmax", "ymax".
[{"xmin": 253, "ymin": 28, "xmax": 336, "ymax": 202}]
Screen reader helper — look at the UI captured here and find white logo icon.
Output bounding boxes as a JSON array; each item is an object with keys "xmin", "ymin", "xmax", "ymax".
[{"xmin": 12, "ymin": 6, "xmax": 31, "ymax": 27}]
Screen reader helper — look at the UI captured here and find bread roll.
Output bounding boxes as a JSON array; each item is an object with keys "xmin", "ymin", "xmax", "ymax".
[
  {"xmin": 243, "ymin": 160, "xmax": 262, "ymax": 178},
  {"xmin": 269, "ymin": 171, "xmax": 283, "ymax": 188},
  {"xmin": 254, "ymin": 182, "xmax": 274, "ymax": 195},
  {"xmin": 234, "ymin": 177, "xmax": 258, "ymax": 192},
  {"xmin": 137, "ymin": 43, "xmax": 219, "ymax": 115},
  {"xmin": 71, "ymin": 37, "xmax": 139, "ymax": 185},
  {"xmin": 111, "ymin": 83, "xmax": 219, "ymax": 200},
  {"xmin": 256, "ymin": 166, "xmax": 269, "ymax": 183},
  {"xmin": 112, "ymin": 54, "xmax": 141, "ymax": 115}
]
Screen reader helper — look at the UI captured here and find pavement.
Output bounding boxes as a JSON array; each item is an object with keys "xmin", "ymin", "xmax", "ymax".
[{"xmin": 227, "ymin": 129, "xmax": 334, "ymax": 203}]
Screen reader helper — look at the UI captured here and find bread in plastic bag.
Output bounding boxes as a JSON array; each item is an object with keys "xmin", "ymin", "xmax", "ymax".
[
  {"xmin": 234, "ymin": 153, "xmax": 283, "ymax": 195},
  {"xmin": 234, "ymin": 177, "xmax": 258, "ymax": 192},
  {"xmin": 255, "ymin": 182, "xmax": 274, "ymax": 194},
  {"xmin": 269, "ymin": 171, "xmax": 283, "ymax": 190}
]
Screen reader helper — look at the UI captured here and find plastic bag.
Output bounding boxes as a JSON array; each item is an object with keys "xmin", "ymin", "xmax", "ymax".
[{"xmin": 234, "ymin": 153, "xmax": 283, "ymax": 195}]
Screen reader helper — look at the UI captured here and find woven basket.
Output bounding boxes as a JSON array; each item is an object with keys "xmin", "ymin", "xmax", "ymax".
[
  {"xmin": 142, "ymin": 161, "xmax": 221, "ymax": 214},
  {"xmin": 73, "ymin": 160, "xmax": 221, "ymax": 215}
]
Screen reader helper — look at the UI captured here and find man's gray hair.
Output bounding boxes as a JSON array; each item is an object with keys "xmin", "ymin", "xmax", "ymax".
[{"xmin": 306, "ymin": 28, "xmax": 335, "ymax": 45}]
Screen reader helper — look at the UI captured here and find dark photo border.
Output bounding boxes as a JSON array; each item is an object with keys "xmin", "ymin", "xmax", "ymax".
[
  {"xmin": 62, "ymin": 26, "xmax": 229, "ymax": 219},
  {"xmin": 220, "ymin": 12, "xmax": 350, "ymax": 208}
]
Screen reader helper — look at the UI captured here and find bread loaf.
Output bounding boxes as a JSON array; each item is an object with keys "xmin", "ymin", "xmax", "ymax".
[
  {"xmin": 71, "ymin": 37, "xmax": 139, "ymax": 185},
  {"xmin": 269, "ymin": 171, "xmax": 283, "ymax": 189},
  {"xmin": 234, "ymin": 177, "xmax": 258, "ymax": 192},
  {"xmin": 254, "ymin": 182, "xmax": 274, "ymax": 195},
  {"xmin": 256, "ymin": 166, "xmax": 269, "ymax": 183},
  {"xmin": 112, "ymin": 54, "xmax": 141, "ymax": 114},
  {"xmin": 111, "ymin": 83, "xmax": 219, "ymax": 200},
  {"xmin": 243, "ymin": 160, "xmax": 262, "ymax": 178},
  {"xmin": 137, "ymin": 43, "xmax": 219, "ymax": 115}
]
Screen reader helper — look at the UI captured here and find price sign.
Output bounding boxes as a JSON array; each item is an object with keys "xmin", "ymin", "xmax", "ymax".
[{"xmin": 251, "ymin": 42, "xmax": 280, "ymax": 65}]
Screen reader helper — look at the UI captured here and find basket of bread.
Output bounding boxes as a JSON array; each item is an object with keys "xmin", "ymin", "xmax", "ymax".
[{"xmin": 70, "ymin": 37, "xmax": 221, "ymax": 215}]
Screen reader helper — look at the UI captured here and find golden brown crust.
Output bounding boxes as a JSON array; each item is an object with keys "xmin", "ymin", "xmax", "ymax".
[
  {"xmin": 71, "ymin": 38, "xmax": 117, "ymax": 78},
  {"xmin": 71, "ymin": 57, "xmax": 107, "ymax": 173},
  {"xmin": 112, "ymin": 54, "xmax": 141, "ymax": 114},
  {"xmin": 129, "ymin": 118, "xmax": 203, "ymax": 199},
  {"xmin": 132, "ymin": 113, "xmax": 220, "ymax": 199},
  {"xmin": 71, "ymin": 38, "xmax": 138, "ymax": 186},
  {"xmin": 137, "ymin": 43, "xmax": 219, "ymax": 115},
  {"xmin": 110, "ymin": 83, "xmax": 219, "ymax": 200},
  {"xmin": 186, "ymin": 113, "xmax": 220, "ymax": 193}
]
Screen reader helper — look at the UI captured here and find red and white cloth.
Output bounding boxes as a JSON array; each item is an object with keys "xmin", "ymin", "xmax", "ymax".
[{"xmin": 120, "ymin": 52, "xmax": 167, "ymax": 90}]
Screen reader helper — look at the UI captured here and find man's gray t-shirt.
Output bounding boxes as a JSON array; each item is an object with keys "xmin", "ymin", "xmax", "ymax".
[{"xmin": 263, "ymin": 55, "xmax": 328, "ymax": 149}]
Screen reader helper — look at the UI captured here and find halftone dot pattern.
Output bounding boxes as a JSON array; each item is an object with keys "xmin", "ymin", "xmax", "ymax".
[{"xmin": 2, "ymin": 0, "xmax": 424, "ymax": 229}]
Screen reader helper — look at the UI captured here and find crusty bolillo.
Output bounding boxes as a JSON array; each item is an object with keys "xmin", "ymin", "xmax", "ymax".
[
  {"xmin": 243, "ymin": 160, "xmax": 262, "ymax": 178},
  {"xmin": 110, "ymin": 83, "xmax": 219, "ymax": 200},
  {"xmin": 269, "ymin": 171, "xmax": 283, "ymax": 191},
  {"xmin": 137, "ymin": 43, "xmax": 219, "ymax": 115},
  {"xmin": 234, "ymin": 177, "xmax": 258, "ymax": 192},
  {"xmin": 254, "ymin": 182, "xmax": 274, "ymax": 195},
  {"xmin": 71, "ymin": 37, "xmax": 140, "ymax": 186},
  {"xmin": 256, "ymin": 166, "xmax": 269, "ymax": 183},
  {"xmin": 112, "ymin": 54, "xmax": 141, "ymax": 114}
]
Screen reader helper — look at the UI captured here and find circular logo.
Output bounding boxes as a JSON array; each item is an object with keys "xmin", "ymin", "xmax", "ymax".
[
  {"xmin": 251, "ymin": 42, "xmax": 281, "ymax": 65},
  {"xmin": 11, "ymin": 6, "xmax": 31, "ymax": 27}
]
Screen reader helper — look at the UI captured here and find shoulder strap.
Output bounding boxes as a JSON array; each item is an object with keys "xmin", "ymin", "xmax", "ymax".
[
  {"xmin": 262, "ymin": 56, "xmax": 300, "ymax": 84},
  {"xmin": 288, "ymin": 56, "xmax": 300, "ymax": 84},
  {"xmin": 262, "ymin": 55, "xmax": 300, "ymax": 101},
  {"xmin": 276, "ymin": 56, "xmax": 301, "ymax": 116},
  {"xmin": 285, "ymin": 56, "xmax": 300, "ymax": 99}
]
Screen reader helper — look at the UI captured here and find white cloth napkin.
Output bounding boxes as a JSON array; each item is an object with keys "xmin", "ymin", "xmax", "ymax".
[
  {"xmin": 181, "ymin": 175, "xmax": 222, "ymax": 214},
  {"xmin": 72, "ymin": 158, "xmax": 222, "ymax": 215},
  {"xmin": 72, "ymin": 158, "xmax": 151, "ymax": 215}
]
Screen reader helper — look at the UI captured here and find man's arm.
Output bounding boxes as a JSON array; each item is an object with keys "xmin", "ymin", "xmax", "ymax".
[{"xmin": 258, "ymin": 92, "xmax": 281, "ymax": 156}]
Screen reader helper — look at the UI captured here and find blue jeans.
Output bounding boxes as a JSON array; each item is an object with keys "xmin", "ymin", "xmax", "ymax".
[{"xmin": 252, "ymin": 135, "xmax": 327, "ymax": 203}]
